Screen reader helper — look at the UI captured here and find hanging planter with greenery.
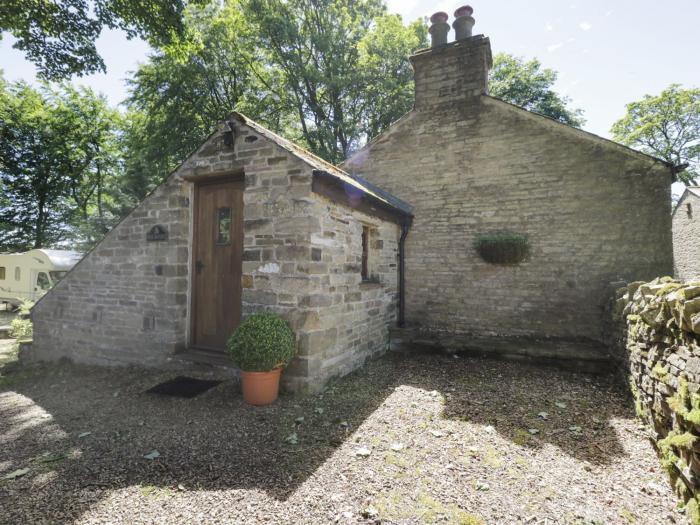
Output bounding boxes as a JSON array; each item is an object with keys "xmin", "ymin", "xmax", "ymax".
[{"xmin": 473, "ymin": 232, "xmax": 530, "ymax": 265}]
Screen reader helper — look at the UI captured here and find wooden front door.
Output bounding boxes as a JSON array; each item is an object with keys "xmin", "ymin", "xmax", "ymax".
[{"xmin": 191, "ymin": 178, "xmax": 244, "ymax": 351}]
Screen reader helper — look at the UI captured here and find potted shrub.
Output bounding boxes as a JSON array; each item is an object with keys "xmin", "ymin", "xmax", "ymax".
[{"xmin": 227, "ymin": 312, "xmax": 296, "ymax": 406}]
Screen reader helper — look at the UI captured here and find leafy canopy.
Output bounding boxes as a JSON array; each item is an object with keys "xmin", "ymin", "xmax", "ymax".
[
  {"xmin": 0, "ymin": 79, "xmax": 124, "ymax": 251},
  {"xmin": 0, "ymin": 0, "xmax": 207, "ymax": 79},
  {"xmin": 488, "ymin": 53, "xmax": 584, "ymax": 128},
  {"xmin": 124, "ymin": 0, "xmax": 428, "ymax": 187},
  {"xmin": 611, "ymin": 84, "xmax": 699, "ymax": 184}
]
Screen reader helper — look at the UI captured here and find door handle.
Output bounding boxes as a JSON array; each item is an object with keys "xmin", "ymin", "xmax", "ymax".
[{"xmin": 195, "ymin": 260, "xmax": 204, "ymax": 274}]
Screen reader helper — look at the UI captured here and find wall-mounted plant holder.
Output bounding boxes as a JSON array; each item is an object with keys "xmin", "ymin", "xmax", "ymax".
[{"xmin": 474, "ymin": 232, "xmax": 529, "ymax": 265}]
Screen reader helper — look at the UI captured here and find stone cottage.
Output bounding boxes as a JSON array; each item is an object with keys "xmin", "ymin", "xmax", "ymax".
[
  {"xmin": 673, "ymin": 187, "xmax": 700, "ymax": 281},
  {"xmin": 31, "ymin": 114, "xmax": 412, "ymax": 392},
  {"xmin": 344, "ymin": 7, "xmax": 674, "ymax": 365},
  {"xmin": 31, "ymin": 6, "xmax": 675, "ymax": 391}
]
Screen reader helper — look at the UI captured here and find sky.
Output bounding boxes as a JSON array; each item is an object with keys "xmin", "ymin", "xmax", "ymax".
[{"xmin": 1, "ymin": 0, "xmax": 698, "ymax": 195}]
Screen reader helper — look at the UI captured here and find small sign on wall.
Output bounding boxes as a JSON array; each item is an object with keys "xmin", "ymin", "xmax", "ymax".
[{"xmin": 147, "ymin": 225, "xmax": 168, "ymax": 242}]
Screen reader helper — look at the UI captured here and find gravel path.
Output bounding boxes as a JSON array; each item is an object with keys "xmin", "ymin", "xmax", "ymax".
[{"xmin": 0, "ymin": 351, "xmax": 681, "ymax": 524}]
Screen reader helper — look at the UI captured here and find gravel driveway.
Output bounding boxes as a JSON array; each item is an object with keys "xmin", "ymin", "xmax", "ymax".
[{"xmin": 0, "ymin": 350, "xmax": 681, "ymax": 524}]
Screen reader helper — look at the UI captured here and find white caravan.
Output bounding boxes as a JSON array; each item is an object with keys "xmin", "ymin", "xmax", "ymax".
[{"xmin": 0, "ymin": 249, "xmax": 82, "ymax": 306}]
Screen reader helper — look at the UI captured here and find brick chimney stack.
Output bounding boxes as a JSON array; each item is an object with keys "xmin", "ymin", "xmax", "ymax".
[{"xmin": 412, "ymin": 5, "xmax": 492, "ymax": 111}]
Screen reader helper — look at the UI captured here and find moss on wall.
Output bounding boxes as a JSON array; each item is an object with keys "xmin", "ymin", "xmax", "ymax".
[{"xmin": 613, "ymin": 278, "xmax": 700, "ymax": 523}]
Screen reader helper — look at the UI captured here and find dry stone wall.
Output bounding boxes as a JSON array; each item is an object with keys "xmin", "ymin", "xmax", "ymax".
[{"xmin": 613, "ymin": 277, "xmax": 700, "ymax": 522}]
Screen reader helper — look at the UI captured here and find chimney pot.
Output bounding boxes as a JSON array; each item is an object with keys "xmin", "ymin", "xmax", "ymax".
[
  {"xmin": 430, "ymin": 11, "xmax": 449, "ymax": 24},
  {"xmin": 429, "ymin": 12, "xmax": 451, "ymax": 47},
  {"xmin": 453, "ymin": 5, "xmax": 475, "ymax": 41},
  {"xmin": 454, "ymin": 5, "xmax": 473, "ymax": 18}
]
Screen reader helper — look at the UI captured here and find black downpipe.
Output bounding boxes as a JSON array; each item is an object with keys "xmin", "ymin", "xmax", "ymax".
[{"xmin": 398, "ymin": 219, "xmax": 411, "ymax": 327}]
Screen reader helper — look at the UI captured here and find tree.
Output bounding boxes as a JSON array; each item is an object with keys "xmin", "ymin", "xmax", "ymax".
[
  {"xmin": 124, "ymin": 0, "xmax": 428, "ymax": 185},
  {"xmin": 488, "ymin": 53, "xmax": 584, "ymax": 128},
  {"xmin": 612, "ymin": 85, "xmax": 699, "ymax": 184},
  {"xmin": 124, "ymin": 1, "xmax": 288, "ymax": 193},
  {"xmin": 0, "ymin": 81, "xmax": 123, "ymax": 251},
  {"xmin": 244, "ymin": 0, "xmax": 427, "ymax": 163},
  {"xmin": 54, "ymin": 85, "xmax": 126, "ymax": 247},
  {"xmin": 0, "ymin": 0, "xmax": 207, "ymax": 80}
]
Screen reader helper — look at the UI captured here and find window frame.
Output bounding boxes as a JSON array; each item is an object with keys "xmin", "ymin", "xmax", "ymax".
[{"xmin": 362, "ymin": 226, "xmax": 371, "ymax": 281}]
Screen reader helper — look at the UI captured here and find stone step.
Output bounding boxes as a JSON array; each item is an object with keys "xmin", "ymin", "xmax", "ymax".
[
  {"xmin": 174, "ymin": 347, "xmax": 237, "ymax": 370},
  {"xmin": 390, "ymin": 327, "xmax": 613, "ymax": 374}
]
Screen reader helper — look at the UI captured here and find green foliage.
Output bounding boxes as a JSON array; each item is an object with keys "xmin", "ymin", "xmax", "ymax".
[
  {"xmin": 688, "ymin": 497, "xmax": 700, "ymax": 525},
  {"xmin": 0, "ymin": 0, "xmax": 207, "ymax": 79},
  {"xmin": 473, "ymin": 233, "xmax": 529, "ymax": 265},
  {"xmin": 124, "ymin": 1, "xmax": 288, "ymax": 191},
  {"xmin": 10, "ymin": 318, "xmax": 32, "ymax": 340},
  {"xmin": 611, "ymin": 84, "xmax": 699, "ymax": 184},
  {"xmin": 125, "ymin": 0, "xmax": 429, "ymax": 177},
  {"xmin": 0, "ymin": 79, "xmax": 125, "ymax": 251},
  {"xmin": 227, "ymin": 312, "xmax": 296, "ymax": 372},
  {"xmin": 488, "ymin": 53, "xmax": 585, "ymax": 128},
  {"xmin": 245, "ymin": 0, "xmax": 427, "ymax": 163}
]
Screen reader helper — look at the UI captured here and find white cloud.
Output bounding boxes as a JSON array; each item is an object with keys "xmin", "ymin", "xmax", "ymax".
[
  {"xmin": 547, "ymin": 42, "xmax": 564, "ymax": 53},
  {"xmin": 579, "ymin": 22, "xmax": 592, "ymax": 31},
  {"xmin": 545, "ymin": 23, "xmax": 554, "ymax": 32},
  {"xmin": 567, "ymin": 37, "xmax": 576, "ymax": 43}
]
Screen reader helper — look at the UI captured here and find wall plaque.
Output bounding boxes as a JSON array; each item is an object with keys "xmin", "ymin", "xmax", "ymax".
[{"xmin": 146, "ymin": 225, "xmax": 168, "ymax": 242}]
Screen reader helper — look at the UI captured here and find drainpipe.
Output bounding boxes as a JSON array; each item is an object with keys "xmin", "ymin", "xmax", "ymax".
[{"xmin": 398, "ymin": 219, "xmax": 411, "ymax": 328}]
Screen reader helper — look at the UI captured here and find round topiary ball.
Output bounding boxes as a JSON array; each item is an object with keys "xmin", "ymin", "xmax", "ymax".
[{"xmin": 227, "ymin": 312, "xmax": 296, "ymax": 372}]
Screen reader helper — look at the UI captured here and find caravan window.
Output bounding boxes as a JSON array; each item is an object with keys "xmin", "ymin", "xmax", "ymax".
[
  {"xmin": 14, "ymin": 267, "xmax": 20, "ymax": 281},
  {"xmin": 36, "ymin": 272, "xmax": 51, "ymax": 290},
  {"xmin": 50, "ymin": 271, "xmax": 67, "ymax": 282},
  {"xmin": 0, "ymin": 267, "xmax": 4, "ymax": 280}
]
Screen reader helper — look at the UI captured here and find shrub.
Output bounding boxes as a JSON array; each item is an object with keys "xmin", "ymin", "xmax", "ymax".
[
  {"xmin": 473, "ymin": 232, "xmax": 529, "ymax": 265},
  {"xmin": 10, "ymin": 299, "xmax": 35, "ymax": 340},
  {"xmin": 10, "ymin": 318, "xmax": 33, "ymax": 340},
  {"xmin": 227, "ymin": 312, "xmax": 296, "ymax": 372}
]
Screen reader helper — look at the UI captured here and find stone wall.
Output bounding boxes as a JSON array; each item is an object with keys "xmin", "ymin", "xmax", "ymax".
[
  {"xmin": 31, "ymin": 165, "xmax": 191, "ymax": 367},
  {"xmin": 31, "ymin": 117, "xmax": 400, "ymax": 392},
  {"xmin": 346, "ymin": 39, "xmax": 673, "ymax": 349},
  {"xmin": 293, "ymin": 196, "xmax": 399, "ymax": 388},
  {"xmin": 613, "ymin": 277, "xmax": 700, "ymax": 523},
  {"xmin": 673, "ymin": 190, "xmax": 700, "ymax": 281}
]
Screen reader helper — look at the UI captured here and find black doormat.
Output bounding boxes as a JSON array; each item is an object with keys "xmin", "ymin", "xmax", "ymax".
[{"xmin": 146, "ymin": 376, "xmax": 222, "ymax": 398}]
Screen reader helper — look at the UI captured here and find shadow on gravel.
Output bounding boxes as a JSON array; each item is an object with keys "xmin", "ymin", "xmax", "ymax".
[{"xmin": 0, "ymin": 350, "xmax": 633, "ymax": 523}]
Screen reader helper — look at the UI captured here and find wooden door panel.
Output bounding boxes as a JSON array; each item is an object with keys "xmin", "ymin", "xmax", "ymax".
[{"xmin": 192, "ymin": 178, "xmax": 243, "ymax": 351}]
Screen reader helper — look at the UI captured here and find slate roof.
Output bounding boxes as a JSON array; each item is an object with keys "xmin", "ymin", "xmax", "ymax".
[
  {"xmin": 229, "ymin": 112, "xmax": 413, "ymax": 217},
  {"xmin": 688, "ymin": 187, "xmax": 700, "ymax": 198}
]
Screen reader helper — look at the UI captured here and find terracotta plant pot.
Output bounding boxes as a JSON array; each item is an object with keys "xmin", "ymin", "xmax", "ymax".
[{"xmin": 240, "ymin": 368, "xmax": 282, "ymax": 406}]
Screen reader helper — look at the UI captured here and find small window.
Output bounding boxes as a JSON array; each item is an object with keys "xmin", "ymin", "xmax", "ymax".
[
  {"xmin": 217, "ymin": 207, "xmax": 231, "ymax": 244},
  {"xmin": 14, "ymin": 267, "xmax": 20, "ymax": 281},
  {"xmin": 361, "ymin": 226, "xmax": 370, "ymax": 281},
  {"xmin": 687, "ymin": 202, "xmax": 693, "ymax": 219},
  {"xmin": 36, "ymin": 272, "xmax": 51, "ymax": 290},
  {"xmin": 0, "ymin": 267, "xmax": 4, "ymax": 280}
]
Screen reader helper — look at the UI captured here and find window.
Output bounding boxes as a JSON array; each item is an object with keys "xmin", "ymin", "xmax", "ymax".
[
  {"xmin": 36, "ymin": 272, "xmax": 51, "ymax": 290},
  {"xmin": 14, "ymin": 267, "xmax": 20, "ymax": 281},
  {"xmin": 217, "ymin": 207, "xmax": 231, "ymax": 244},
  {"xmin": 50, "ymin": 271, "xmax": 67, "ymax": 283},
  {"xmin": 0, "ymin": 267, "xmax": 4, "ymax": 280},
  {"xmin": 361, "ymin": 226, "xmax": 369, "ymax": 281},
  {"xmin": 687, "ymin": 202, "xmax": 693, "ymax": 219}
]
